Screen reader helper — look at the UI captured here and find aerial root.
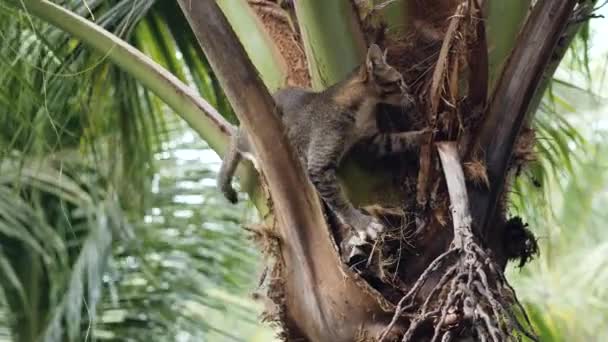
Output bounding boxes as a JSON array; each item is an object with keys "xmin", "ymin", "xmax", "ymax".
[
  {"xmin": 377, "ymin": 233, "xmax": 538, "ymax": 342},
  {"xmin": 378, "ymin": 142, "xmax": 538, "ymax": 342}
]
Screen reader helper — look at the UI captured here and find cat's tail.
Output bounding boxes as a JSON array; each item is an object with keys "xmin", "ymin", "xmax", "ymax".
[{"xmin": 217, "ymin": 131, "xmax": 242, "ymax": 204}]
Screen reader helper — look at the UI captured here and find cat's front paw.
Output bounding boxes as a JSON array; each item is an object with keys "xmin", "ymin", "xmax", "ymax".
[
  {"xmin": 351, "ymin": 215, "xmax": 385, "ymax": 242},
  {"xmin": 341, "ymin": 235, "xmax": 366, "ymax": 262}
]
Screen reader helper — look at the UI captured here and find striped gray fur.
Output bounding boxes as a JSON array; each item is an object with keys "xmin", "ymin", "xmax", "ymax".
[{"xmin": 217, "ymin": 44, "xmax": 427, "ymax": 241}]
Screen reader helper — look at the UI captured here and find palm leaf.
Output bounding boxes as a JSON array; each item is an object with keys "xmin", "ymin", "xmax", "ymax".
[{"xmin": 0, "ymin": 1, "xmax": 261, "ymax": 341}]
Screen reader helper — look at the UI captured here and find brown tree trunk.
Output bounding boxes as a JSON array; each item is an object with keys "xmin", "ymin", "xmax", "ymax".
[{"xmin": 178, "ymin": 0, "xmax": 592, "ymax": 340}]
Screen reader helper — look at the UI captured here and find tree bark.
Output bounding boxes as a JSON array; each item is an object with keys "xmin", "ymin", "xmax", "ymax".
[{"xmin": 469, "ymin": 0, "xmax": 578, "ymax": 237}]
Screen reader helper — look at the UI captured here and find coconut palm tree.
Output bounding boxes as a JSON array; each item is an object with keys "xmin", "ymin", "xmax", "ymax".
[{"xmin": 0, "ymin": 0, "xmax": 606, "ymax": 341}]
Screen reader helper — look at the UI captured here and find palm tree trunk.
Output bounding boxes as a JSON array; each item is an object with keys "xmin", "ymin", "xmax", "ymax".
[{"xmin": 178, "ymin": 0, "xmax": 591, "ymax": 341}]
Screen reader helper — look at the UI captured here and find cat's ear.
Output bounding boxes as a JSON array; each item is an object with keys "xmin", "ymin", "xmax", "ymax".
[
  {"xmin": 360, "ymin": 44, "xmax": 385, "ymax": 82},
  {"xmin": 366, "ymin": 44, "xmax": 384, "ymax": 74}
]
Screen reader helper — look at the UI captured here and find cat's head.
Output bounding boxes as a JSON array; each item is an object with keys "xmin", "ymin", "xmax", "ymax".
[{"xmin": 361, "ymin": 44, "xmax": 415, "ymax": 108}]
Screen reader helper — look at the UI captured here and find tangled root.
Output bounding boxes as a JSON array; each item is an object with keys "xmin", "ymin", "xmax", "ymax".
[
  {"xmin": 380, "ymin": 235, "xmax": 537, "ymax": 342},
  {"xmin": 379, "ymin": 143, "xmax": 538, "ymax": 342}
]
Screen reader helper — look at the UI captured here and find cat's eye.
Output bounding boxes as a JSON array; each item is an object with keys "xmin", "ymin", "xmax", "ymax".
[{"xmin": 379, "ymin": 83, "xmax": 403, "ymax": 97}]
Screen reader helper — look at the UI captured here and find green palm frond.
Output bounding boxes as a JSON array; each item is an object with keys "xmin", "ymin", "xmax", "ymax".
[
  {"xmin": 0, "ymin": 1, "xmax": 258, "ymax": 341},
  {"xmin": 1, "ymin": 0, "xmax": 235, "ymax": 204},
  {"xmin": 0, "ymin": 2, "xmax": 157, "ymax": 205},
  {"xmin": 0, "ymin": 154, "xmax": 129, "ymax": 342}
]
